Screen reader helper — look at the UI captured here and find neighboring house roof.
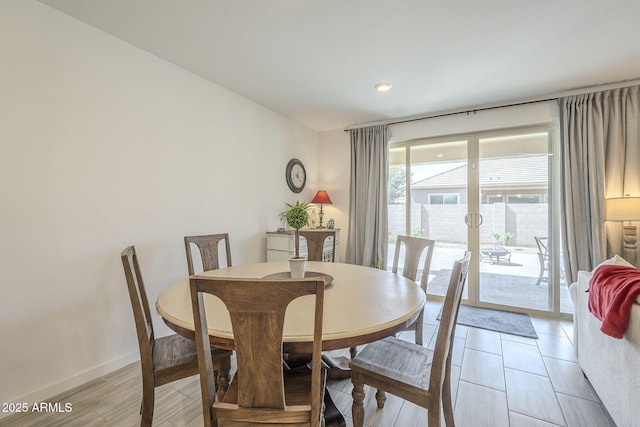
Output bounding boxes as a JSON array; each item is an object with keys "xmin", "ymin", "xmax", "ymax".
[{"xmin": 412, "ymin": 155, "xmax": 548, "ymax": 190}]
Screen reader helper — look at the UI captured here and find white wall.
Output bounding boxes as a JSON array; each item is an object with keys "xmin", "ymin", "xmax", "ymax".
[
  {"xmin": 317, "ymin": 130, "xmax": 351, "ymax": 261},
  {"xmin": 0, "ymin": 1, "xmax": 321, "ymax": 407}
]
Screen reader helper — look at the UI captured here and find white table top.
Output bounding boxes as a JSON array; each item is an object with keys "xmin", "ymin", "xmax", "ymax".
[{"xmin": 156, "ymin": 261, "xmax": 425, "ymax": 352}]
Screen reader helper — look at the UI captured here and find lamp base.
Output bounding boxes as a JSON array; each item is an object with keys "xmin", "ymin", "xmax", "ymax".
[
  {"xmin": 623, "ymin": 225, "xmax": 637, "ymax": 266},
  {"xmin": 318, "ymin": 205, "xmax": 325, "ymax": 228}
]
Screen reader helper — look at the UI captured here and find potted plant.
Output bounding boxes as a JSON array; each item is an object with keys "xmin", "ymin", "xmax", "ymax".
[
  {"xmin": 491, "ymin": 231, "xmax": 515, "ymax": 248},
  {"xmin": 280, "ymin": 201, "xmax": 310, "ymax": 278}
]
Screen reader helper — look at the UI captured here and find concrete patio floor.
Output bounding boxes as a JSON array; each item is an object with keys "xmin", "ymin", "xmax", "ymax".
[{"xmin": 388, "ymin": 243, "xmax": 573, "ymax": 315}]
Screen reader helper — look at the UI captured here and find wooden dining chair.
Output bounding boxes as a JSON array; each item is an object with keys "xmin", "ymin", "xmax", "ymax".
[
  {"xmin": 184, "ymin": 233, "xmax": 232, "ymax": 275},
  {"xmin": 350, "ymin": 252, "xmax": 471, "ymax": 427},
  {"xmin": 120, "ymin": 246, "xmax": 232, "ymax": 427},
  {"xmin": 392, "ymin": 235, "xmax": 436, "ymax": 345},
  {"xmin": 190, "ymin": 275, "xmax": 327, "ymax": 427},
  {"xmin": 299, "ymin": 230, "xmax": 337, "ymax": 262}
]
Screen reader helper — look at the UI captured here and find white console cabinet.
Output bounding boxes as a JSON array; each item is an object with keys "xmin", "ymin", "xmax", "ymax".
[{"xmin": 266, "ymin": 229, "xmax": 340, "ymax": 262}]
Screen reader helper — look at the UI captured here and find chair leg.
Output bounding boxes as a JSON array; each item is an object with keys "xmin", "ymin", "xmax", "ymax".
[
  {"xmin": 216, "ymin": 356, "xmax": 232, "ymax": 402},
  {"xmin": 442, "ymin": 376, "xmax": 455, "ymax": 426},
  {"xmin": 351, "ymin": 373, "xmax": 365, "ymax": 427},
  {"xmin": 416, "ymin": 319, "xmax": 424, "ymax": 346},
  {"xmin": 536, "ymin": 254, "xmax": 544, "ymax": 286},
  {"xmin": 442, "ymin": 351, "xmax": 455, "ymax": 427},
  {"xmin": 140, "ymin": 379, "xmax": 154, "ymax": 427},
  {"xmin": 375, "ymin": 389, "xmax": 386, "ymax": 408},
  {"xmin": 536, "ymin": 267, "xmax": 544, "ymax": 286},
  {"xmin": 427, "ymin": 401, "xmax": 441, "ymax": 427},
  {"xmin": 350, "ymin": 346, "xmax": 358, "ymax": 359}
]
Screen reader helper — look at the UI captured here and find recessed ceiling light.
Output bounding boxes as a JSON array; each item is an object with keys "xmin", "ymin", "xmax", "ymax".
[{"xmin": 375, "ymin": 82, "xmax": 392, "ymax": 92}]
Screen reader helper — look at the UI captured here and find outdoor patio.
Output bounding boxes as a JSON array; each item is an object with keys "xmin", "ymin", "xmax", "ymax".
[{"xmin": 389, "ymin": 243, "xmax": 573, "ymax": 315}]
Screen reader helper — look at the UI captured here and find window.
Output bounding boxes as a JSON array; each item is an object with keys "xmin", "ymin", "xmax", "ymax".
[
  {"xmin": 507, "ymin": 194, "xmax": 541, "ymax": 204},
  {"xmin": 429, "ymin": 193, "xmax": 459, "ymax": 205},
  {"xmin": 485, "ymin": 192, "xmax": 544, "ymax": 204}
]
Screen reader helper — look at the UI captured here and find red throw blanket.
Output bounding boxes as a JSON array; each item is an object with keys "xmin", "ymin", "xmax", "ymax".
[{"xmin": 588, "ymin": 264, "xmax": 640, "ymax": 339}]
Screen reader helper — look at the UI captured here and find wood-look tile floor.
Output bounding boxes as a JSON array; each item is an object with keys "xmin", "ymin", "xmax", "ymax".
[{"xmin": 2, "ymin": 301, "xmax": 617, "ymax": 427}]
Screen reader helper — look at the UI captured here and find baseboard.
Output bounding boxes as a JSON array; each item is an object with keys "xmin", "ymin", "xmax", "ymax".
[{"xmin": 0, "ymin": 351, "xmax": 139, "ymax": 420}]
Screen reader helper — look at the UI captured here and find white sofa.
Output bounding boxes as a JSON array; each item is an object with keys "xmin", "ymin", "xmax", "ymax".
[{"xmin": 569, "ymin": 256, "xmax": 640, "ymax": 427}]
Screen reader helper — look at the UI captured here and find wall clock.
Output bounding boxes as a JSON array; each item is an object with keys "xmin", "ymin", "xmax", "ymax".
[{"xmin": 285, "ymin": 158, "xmax": 306, "ymax": 193}]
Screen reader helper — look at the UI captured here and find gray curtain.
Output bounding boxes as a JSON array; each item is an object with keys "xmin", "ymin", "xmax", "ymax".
[
  {"xmin": 559, "ymin": 85, "xmax": 640, "ymax": 283},
  {"xmin": 346, "ymin": 125, "xmax": 390, "ymax": 267}
]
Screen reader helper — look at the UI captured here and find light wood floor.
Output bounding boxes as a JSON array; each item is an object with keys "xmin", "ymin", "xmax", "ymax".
[{"xmin": 2, "ymin": 301, "xmax": 617, "ymax": 427}]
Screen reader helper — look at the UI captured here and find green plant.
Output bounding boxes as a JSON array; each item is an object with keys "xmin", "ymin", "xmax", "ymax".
[
  {"xmin": 281, "ymin": 201, "xmax": 310, "ymax": 258},
  {"xmin": 491, "ymin": 231, "xmax": 515, "ymax": 247},
  {"xmin": 370, "ymin": 258, "xmax": 384, "ymax": 269},
  {"xmin": 502, "ymin": 232, "xmax": 515, "ymax": 245},
  {"xmin": 387, "ymin": 166, "xmax": 406, "ymax": 204}
]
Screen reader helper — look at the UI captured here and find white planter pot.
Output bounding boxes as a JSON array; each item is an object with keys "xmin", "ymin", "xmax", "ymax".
[{"xmin": 288, "ymin": 257, "xmax": 306, "ymax": 278}]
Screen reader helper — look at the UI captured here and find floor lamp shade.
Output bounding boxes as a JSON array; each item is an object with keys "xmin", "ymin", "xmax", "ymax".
[{"xmin": 606, "ymin": 197, "xmax": 640, "ymax": 265}]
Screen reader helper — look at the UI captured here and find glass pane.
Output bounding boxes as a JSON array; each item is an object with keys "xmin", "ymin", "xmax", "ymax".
[
  {"xmin": 409, "ymin": 140, "xmax": 468, "ymax": 298},
  {"xmin": 388, "ymin": 146, "xmax": 408, "ymax": 270},
  {"xmin": 559, "ymin": 226, "xmax": 571, "ymax": 314},
  {"xmin": 478, "ymin": 132, "xmax": 551, "ymax": 310}
]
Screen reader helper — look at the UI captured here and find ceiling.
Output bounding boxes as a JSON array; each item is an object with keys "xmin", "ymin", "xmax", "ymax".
[{"xmin": 39, "ymin": 0, "xmax": 640, "ymax": 132}]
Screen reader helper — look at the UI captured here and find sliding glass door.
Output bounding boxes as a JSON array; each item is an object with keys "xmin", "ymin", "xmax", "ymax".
[
  {"xmin": 388, "ymin": 125, "xmax": 569, "ymax": 316},
  {"xmin": 388, "ymin": 138, "xmax": 469, "ymax": 298},
  {"xmin": 477, "ymin": 131, "xmax": 552, "ymax": 311}
]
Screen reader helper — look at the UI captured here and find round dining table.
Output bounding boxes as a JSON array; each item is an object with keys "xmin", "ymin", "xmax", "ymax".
[{"xmin": 156, "ymin": 261, "xmax": 426, "ymax": 353}]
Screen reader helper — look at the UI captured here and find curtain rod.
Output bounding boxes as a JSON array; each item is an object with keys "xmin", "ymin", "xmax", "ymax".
[
  {"xmin": 344, "ymin": 98, "xmax": 556, "ymax": 132},
  {"xmin": 343, "ymin": 78, "xmax": 640, "ymax": 132},
  {"xmin": 343, "ymin": 98, "xmax": 555, "ymax": 132}
]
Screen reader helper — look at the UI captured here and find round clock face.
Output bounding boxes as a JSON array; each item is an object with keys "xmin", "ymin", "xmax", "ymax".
[{"xmin": 286, "ymin": 159, "xmax": 306, "ymax": 193}]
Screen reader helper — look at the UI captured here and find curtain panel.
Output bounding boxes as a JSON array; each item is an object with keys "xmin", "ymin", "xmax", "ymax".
[
  {"xmin": 346, "ymin": 125, "xmax": 389, "ymax": 267},
  {"xmin": 559, "ymin": 85, "xmax": 640, "ymax": 283}
]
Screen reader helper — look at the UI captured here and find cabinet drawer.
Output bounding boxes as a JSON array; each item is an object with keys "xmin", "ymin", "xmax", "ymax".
[
  {"xmin": 266, "ymin": 230, "xmax": 339, "ymax": 262},
  {"xmin": 267, "ymin": 235, "xmax": 307, "ymax": 251}
]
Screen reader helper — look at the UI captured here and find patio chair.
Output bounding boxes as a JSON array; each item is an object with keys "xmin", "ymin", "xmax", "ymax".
[{"xmin": 535, "ymin": 236, "xmax": 549, "ymax": 286}]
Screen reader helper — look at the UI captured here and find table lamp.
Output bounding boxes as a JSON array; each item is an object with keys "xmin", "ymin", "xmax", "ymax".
[
  {"xmin": 605, "ymin": 196, "xmax": 640, "ymax": 265},
  {"xmin": 311, "ymin": 190, "xmax": 333, "ymax": 228}
]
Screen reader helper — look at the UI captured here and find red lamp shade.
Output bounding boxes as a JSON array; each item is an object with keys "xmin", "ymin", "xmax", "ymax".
[{"xmin": 311, "ymin": 190, "xmax": 333, "ymax": 205}]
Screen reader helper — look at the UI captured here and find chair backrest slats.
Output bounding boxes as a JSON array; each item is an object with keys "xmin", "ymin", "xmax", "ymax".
[
  {"xmin": 184, "ymin": 233, "xmax": 232, "ymax": 275},
  {"xmin": 190, "ymin": 276, "xmax": 324, "ymax": 422},
  {"xmin": 392, "ymin": 235, "xmax": 436, "ymax": 291},
  {"xmin": 120, "ymin": 246, "xmax": 154, "ymax": 363},
  {"xmin": 299, "ymin": 230, "xmax": 337, "ymax": 262}
]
